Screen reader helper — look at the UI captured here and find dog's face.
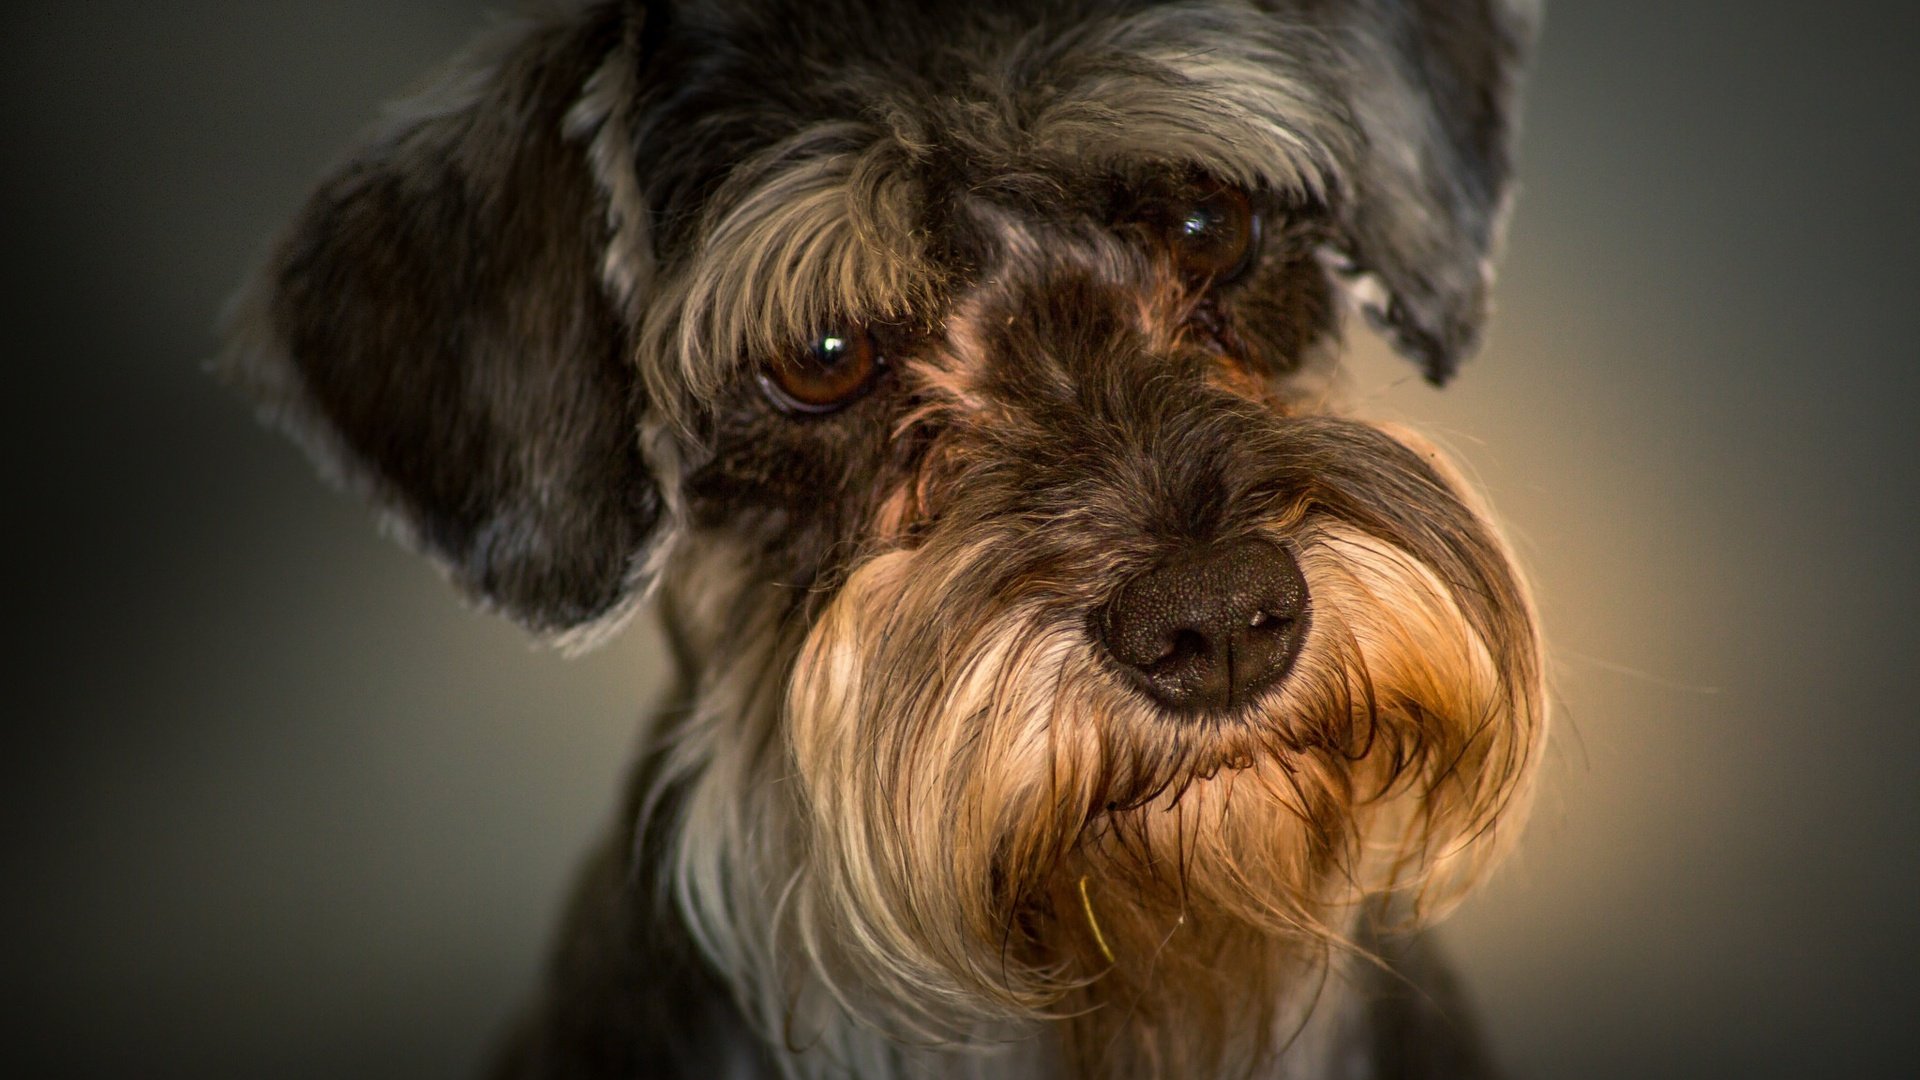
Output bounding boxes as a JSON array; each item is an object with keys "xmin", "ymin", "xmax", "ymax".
[{"xmin": 225, "ymin": 0, "xmax": 1543, "ymax": 1073}]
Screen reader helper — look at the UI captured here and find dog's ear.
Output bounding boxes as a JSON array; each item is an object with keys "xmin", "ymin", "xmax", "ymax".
[
  {"xmin": 221, "ymin": 5, "xmax": 663, "ymax": 640},
  {"xmin": 1322, "ymin": 0, "xmax": 1539, "ymax": 383}
]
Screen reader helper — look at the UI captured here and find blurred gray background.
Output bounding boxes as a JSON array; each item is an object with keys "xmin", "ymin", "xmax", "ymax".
[{"xmin": 6, "ymin": 2, "xmax": 1916, "ymax": 1076}]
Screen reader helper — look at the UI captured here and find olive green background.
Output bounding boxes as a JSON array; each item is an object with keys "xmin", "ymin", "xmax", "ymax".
[{"xmin": 7, "ymin": 2, "xmax": 1916, "ymax": 1076}]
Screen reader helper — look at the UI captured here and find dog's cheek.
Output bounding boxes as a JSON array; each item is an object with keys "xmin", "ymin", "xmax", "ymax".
[
  {"xmin": 1284, "ymin": 506, "xmax": 1543, "ymax": 915},
  {"xmin": 1218, "ymin": 249, "xmax": 1340, "ymax": 388},
  {"xmin": 679, "ymin": 394, "xmax": 906, "ymax": 579},
  {"xmin": 784, "ymin": 543, "xmax": 1131, "ymax": 1018},
  {"xmin": 784, "ymin": 548, "xmax": 1011, "ymax": 1014}
]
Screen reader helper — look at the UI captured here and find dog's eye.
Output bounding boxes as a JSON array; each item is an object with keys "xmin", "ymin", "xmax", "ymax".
[
  {"xmin": 1165, "ymin": 182, "xmax": 1259, "ymax": 284},
  {"xmin": 760, "ymin": 327, "xmax": 883, "ymax": 414}
]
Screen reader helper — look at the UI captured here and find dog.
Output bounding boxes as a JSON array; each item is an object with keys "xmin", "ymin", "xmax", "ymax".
[{"xmin": 220, "ymin": 1, "xmax": 1545, "ymax": 1076}]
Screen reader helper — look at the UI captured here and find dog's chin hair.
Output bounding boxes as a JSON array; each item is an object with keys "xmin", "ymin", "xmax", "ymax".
[{"xmin": 657, "ymin": 484, "xmax": 1540, "ymax": 1077}]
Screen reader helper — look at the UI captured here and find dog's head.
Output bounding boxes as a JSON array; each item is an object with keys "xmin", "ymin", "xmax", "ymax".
[{"xmin": 224, "ymin": 0, "xmax": 1543, "ymax": 1071}]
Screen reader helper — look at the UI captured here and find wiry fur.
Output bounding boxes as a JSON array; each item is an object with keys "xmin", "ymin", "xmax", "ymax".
[
  {"xmin": 656, "ymin": 253, "xmax": 1540, "ymax": 1076},
  {"xmin": 220, "ymin": 2, "xmax": 1544, "ymax": 1077}
]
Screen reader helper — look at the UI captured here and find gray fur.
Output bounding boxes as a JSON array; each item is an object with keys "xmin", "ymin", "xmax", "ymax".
[
  {"xmin": 1310, "ymin": 0, "xmax": 1541, "ymax": 381},
  {"xmin": 220, "ymin": 4, "xmax": 659, "ymax": 637},
  {"xmin": 221, "ymin": 2, "xmax": 1541, "ymax": 1076}
]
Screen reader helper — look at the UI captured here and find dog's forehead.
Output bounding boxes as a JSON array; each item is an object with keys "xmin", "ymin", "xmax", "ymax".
[
  {"xmin": 633, "ymin": 0, "xmax": 1349, "ymax": 403},
  {"xmin": 647, "ymin": 0, "xmax": 1344, "ymax": 220}
]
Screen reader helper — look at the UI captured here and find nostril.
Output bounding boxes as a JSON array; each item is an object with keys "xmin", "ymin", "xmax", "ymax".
[
  {"xmin": 1098, "ymin": 538, "xmax": 1309, "ymax": 714},
  {"xmin": 1247, "ymin": 610, "xmax": 1297, "ymax": 641},
  {"xmin": 1150, "ymin": 628, "xmax": 1211, "ymax": 671}
]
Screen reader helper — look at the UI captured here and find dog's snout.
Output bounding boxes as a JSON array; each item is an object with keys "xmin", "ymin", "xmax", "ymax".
[{"xmin": 1099, "ymin": 538, "xmax": 1309, "ymax": 714}]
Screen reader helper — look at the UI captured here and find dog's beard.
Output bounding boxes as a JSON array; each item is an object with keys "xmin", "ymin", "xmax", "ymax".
[{"xmin": 755, "ymin": 418, "xmax": 1543, "ymax": 1077}]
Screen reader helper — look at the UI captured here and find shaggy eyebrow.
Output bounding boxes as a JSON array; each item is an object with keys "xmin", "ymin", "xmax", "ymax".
[
  {"xmin": 639, "ymin": 127, "xmax": 942, "ymax": 417},
  {"xmin": 637, "ymin": 6, "xmax": 1351, "ymax": 420}
]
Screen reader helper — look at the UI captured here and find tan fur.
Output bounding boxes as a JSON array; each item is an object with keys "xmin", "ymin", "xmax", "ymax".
[
  {"xmin": 222, "ymin": 1, "xmax": 1543, "ymax": 1074},
  {"xmin": 647, "ymin": 429, "xmax": 1543, "ymax": 1079}
]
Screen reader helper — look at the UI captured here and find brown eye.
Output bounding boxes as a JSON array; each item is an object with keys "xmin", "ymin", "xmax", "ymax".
[
  {"xmin": 1166, "ymin": 182, "xmax": 1259, "ymax": 284},
  {"xmin": 760, "ymin": 326, "xmax": 882, "ymax": 414}
]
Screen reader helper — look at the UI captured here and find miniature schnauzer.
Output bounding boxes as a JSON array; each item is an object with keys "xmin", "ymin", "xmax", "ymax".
[{"xmin": 222, "ymin": 1, "xmax": 1545, "ymax": 1076}]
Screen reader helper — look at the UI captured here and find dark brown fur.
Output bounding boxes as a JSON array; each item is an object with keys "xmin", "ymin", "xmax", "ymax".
[{"xmin": 220, "ymin": 2, "xmax": 1543, "ymax": 1076}]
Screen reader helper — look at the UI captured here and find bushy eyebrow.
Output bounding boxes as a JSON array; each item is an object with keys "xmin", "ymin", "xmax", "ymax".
[
  {"xmin": 635, "ymin": 4, "xmax": 1349, "ymax": 426},
  {"xmin": 640, "ymin": 124, "xmax": 942, "ymax": 425}
]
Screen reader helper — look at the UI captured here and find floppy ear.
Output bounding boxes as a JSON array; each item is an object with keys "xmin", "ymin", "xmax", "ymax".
[
  {"xmin": 221, "ymin": 4, "xmax": 662, "ymax": 640},
  {"xmin": 1322, "ymin": 0, "xmax": 1539, "ymax": 383}
]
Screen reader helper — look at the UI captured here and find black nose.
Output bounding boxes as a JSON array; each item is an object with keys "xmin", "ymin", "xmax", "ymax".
[{"xmin": 1098, "ymin": 538, "xmax": 1309, "ymax": 714}]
